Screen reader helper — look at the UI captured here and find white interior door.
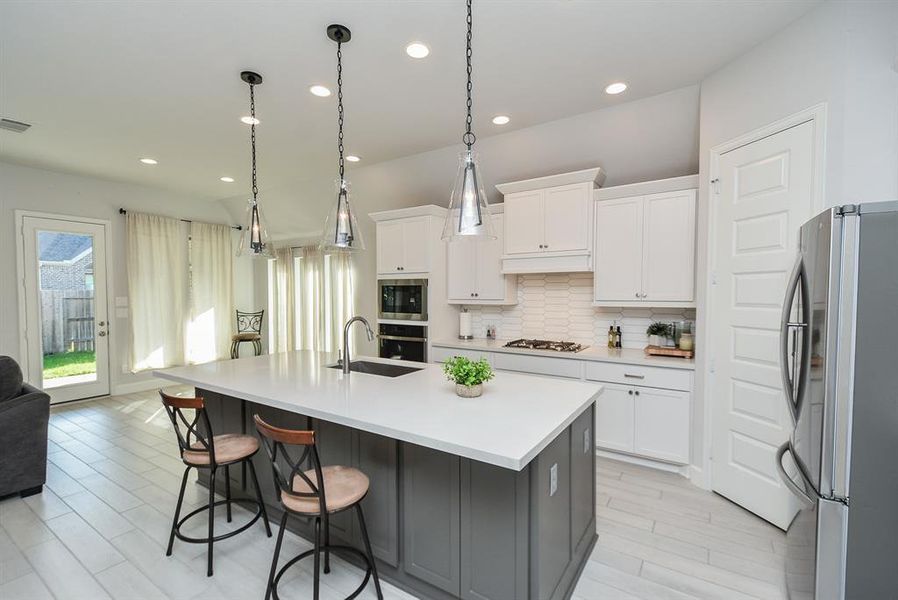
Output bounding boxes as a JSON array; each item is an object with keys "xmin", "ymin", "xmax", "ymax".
[
  {"xmin": 20, "ymin": 215, "xmax": 111, "ymax": 403},
  {"xmin": 710, "ymin": 120, "xmax": 816, "ymax": 529}
]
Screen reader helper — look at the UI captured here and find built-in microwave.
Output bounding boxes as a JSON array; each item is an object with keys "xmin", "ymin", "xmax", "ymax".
[{"xmin": 378, "ymin": 279, "xmax": 428, "ymax": 321}]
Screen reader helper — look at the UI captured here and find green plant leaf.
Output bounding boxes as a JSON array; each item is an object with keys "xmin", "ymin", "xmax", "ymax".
[{"xmin": 443, "ymin": 356, "xmax": 495, "ymax": 386}]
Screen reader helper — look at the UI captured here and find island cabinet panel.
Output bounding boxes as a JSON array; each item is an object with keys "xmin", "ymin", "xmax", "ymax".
[
  {"xmin": 403, "ymin": 443, "xmax": 461, "ymax": 595},
  {"xmin": 355, "ymin": 431, "xmax": 400, "ymax": 566},
  {"xmin": 459, "ymin": 460, "xmax": 529, "ymax": 600},
  {"xmin": 570, "ymin": 405, "xmax": 596, "ymax": 558},
  {"xmin": 531, "ymin": 428, "xmax": 572, "ymax": 600},
  {"xmin": 314, "ymin": 419, "xmax": 355, "ymax": 541}
]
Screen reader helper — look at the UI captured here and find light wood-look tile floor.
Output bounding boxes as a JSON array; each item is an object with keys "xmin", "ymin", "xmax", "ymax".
[{"xmin": 0, "ymin": 387, "xmax": 787, "ymax": 600}]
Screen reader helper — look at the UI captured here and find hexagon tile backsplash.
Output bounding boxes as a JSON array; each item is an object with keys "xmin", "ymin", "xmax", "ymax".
[{"xmin": 464, "ymin": 273, "xmax": 696, "ymax": 350}]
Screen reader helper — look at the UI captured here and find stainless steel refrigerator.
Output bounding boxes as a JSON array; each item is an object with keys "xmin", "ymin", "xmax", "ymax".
[{"xmin": 776, "ymin": 201, "xmax": 898, "ymax": 599}]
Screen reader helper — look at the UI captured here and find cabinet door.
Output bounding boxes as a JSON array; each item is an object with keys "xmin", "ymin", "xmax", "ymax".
[
  {"xmin": 403, "ymin": 444, "xmax": 460, "ymax": 595},
  {"xmin": 475, "ymin": 214, "xmax": 507, "ymax": 301},
  {"xmin": 313, "ymin": 419, "xmax": 355, "ymax": 540},
  {"xmin": 569, "ymin": 405, "xmax": 595, "ymax": 557},
  {"xmin": 355, "ymin": 432, "xmax": 400, "ymax": 566},
  {"xmin": 447, "ymin": 238, "xmax": 477, "ymax": 301},
  {"xmin": 594, "ymin": 383, "xmax": 635, "ymax": 453},
  {"xmin": 634, "ymin": 387, "xmax": 690, "ymax": 464},
  {"xmin": 377, "ymin": 221, "xmax": 405, "ymax": 275},
  {"xmin": 594, "ymin": 197, "xmax": 644, "ymax": 302},
  {"xmin": 503, "ymin": 190, "xmax": 543, "ymax": 255},
  {"xmin": 642, "ymin": 190, "xmax": 696, "ymax": 302},
  {"xmin": 401, "ymin": 217, "xmax": 431, "ymax": 273},
  {"xmin": 543, "ymin": 183, "xmax": 590, "ymax": 252}
]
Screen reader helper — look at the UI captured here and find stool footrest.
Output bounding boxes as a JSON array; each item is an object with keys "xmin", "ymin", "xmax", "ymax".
[
  {"xmin": 174, "ymin": 498, "xmax": 264, "ymax": 544},
  {"xmin": 272, "ymin": 543, "xmax": 373, "ymax": 600}
]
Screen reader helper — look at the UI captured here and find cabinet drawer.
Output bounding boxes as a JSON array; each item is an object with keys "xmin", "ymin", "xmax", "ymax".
[
  {"xmin": 584, "ymin": 362, "xmax": 691, "ymax": 391},
  {"xmin": 492, "ymin": 353, "xmax": 582, "ymax": 379},
  {"xmin": 431, "ymin": 346, "xmax": 493, "ymax": 364}
]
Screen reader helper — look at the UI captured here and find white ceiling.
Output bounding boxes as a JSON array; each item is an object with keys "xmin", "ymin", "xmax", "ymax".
[{"xmin": 0, "ymin": 0, "xmax": 818, "ymax": 200}]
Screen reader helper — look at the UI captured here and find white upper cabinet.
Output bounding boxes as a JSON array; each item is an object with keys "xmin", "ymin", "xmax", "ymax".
[
  {"xmin": 447, "ymin": 212, "xmax": 517, "ymax": 304},
  {"xmin": 371, "ymin": 207, "xmax": 447, "ymax": 276},
  {"xmin": 497, "ymin": 168, "xmax": 605, "ymax": 274},
  {"xmin": 593, "ymin": 176, "xmax": 698, "ymax": 307}
]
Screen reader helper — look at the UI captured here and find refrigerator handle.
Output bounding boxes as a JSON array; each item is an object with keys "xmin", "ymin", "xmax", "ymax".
[
  {"xmin": 780, "ymin": 256, "xmax": 806, "ymax": 426},
  {"xmin": 776, "ymin": 441, "xmax": 815, "ymax": 507}
]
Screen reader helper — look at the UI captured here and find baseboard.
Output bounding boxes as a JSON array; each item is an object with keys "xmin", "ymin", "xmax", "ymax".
[
  {"xmin": 688, "ymin": 464, "xmax": 710, "ymax": 490},
  {"xmin": 595, "ymin": 448, "xmax": 690, "ymax": 477}
]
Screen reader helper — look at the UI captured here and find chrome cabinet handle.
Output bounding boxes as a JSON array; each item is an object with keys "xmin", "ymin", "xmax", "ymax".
[
  {"xmin": 624, "ymin": 373, "xmax": 645, "ymax": 379},
  {"xmin": 635, "ymin": 292, "xmax": 640, "ymax": 298}
]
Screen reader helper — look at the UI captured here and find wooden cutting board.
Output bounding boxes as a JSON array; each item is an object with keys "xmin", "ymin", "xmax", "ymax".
[{"xmin": 644, "ymin": 345, "xmax": 694, "ymax": 359}]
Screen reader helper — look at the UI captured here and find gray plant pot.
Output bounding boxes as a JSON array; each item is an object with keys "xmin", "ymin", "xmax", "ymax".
[{"xmin": 456, "ymin": 383, "xmax": 483, "ymax": 398}]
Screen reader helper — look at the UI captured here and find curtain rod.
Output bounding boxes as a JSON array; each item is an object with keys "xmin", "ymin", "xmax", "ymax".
[{"xmin": 118, "ymin": 208, "xmax": 242, "ymax": 231}]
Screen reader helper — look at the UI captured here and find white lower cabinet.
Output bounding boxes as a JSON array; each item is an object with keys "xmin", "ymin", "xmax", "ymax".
[
  {"xmin": 633, "ymin": 387, "xmax": 690, "ymax": 464},
  {"xmin": 594, "ymin": 384, "xmax": 635, "ymax": 453}
]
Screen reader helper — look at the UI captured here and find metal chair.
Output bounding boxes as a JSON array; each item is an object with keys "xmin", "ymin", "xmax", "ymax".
[
  {"xmin": 231, "ymin": 309, "xmax": 264, "ymax": 359},
  {"xmin": 160, "ymin": 391, "xmax": 271, "ymax": 576},
  {"xmin": 254, "ymin": 415, "xmax": 383, "ymax": 600}
]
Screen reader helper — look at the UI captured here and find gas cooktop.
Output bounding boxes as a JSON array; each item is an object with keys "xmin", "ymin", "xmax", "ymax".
[{"xmin": 503, "ymin": 339, "xmax": 588, "ymax": 353}]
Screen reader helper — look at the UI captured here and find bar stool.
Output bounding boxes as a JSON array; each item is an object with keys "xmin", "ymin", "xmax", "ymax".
[
  {"xmin": 254, "ymin": 415, "xmax": 383, "ymax": 600},
  {"xmin": 230, "ymin": 309, "xmax": 264, "ymax": 359},
  {"xmin": 160, "ymin": 391, "xmax": 271, "ymax": 576}
]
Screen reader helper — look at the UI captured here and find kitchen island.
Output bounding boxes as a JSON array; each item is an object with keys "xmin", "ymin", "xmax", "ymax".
[{"xmin": 154, "ymin": 351, "xmax": 602, "ymax": 600}]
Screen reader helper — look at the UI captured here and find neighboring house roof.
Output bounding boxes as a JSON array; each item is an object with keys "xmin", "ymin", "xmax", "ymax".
[{"xmin": 38, "ymin": 232, "xmax": 92, "ymax": 262}]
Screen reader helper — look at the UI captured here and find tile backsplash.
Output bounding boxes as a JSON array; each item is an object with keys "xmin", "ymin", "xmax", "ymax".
[{"xmin": 464, "ymin": 273, "xmax": 696, "ymax": 350}]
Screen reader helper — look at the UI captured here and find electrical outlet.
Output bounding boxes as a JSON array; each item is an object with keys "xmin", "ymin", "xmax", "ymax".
[
  {"xmin": 583, "ymin": 428, "xmax": 591, "ymax": 454},
  {"xmin": 549, "ymin": 463, "xmax": 558, "ymax": 497}
]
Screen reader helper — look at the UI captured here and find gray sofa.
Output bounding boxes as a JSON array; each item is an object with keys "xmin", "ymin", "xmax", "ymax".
[{"xmin": 0, "ymin": 356, "xmax": 50, "ymax": 498}]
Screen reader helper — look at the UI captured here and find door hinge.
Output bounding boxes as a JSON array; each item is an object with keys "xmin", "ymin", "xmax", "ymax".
[
  {"xmin": 711, "ymin": 270, "xmax": 718, "ymax": 285},
  {"xmin": 710, "ymin": 178, "xmax": 721, "ymax": 195},
  {"xmin": 709, "ymin": 358, "xmax": 716, "ymax": 374}
]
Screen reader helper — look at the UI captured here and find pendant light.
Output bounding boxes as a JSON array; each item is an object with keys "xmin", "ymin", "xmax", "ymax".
[
  {"xmin": 441, "ymin": 0, "xmax": 496, "ymax": 241},
  {"xmin": 320, "ymin": 24, "xmax": 365, "ymax": 252},
  {"xmin": 236, "ymin": 71, "xmax": 275, "ymax": 259}
]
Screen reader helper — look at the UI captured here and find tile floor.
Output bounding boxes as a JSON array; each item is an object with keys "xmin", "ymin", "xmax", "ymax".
[{"xmin": 0, "ymin": 386, "xmax": 787, "ymax": 600}]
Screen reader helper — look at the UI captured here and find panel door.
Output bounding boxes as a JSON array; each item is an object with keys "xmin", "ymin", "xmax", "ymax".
[
  {"xmin": 593, "ymin": 383, "xmax": 635, "ymax": 453},
  {"xmin": 475, "ymin": 214, "xmax": 507, "ymax": 301},
  {"xmin": 593, "ymin": 197, "xmax": 644, "ymax": 302},
  {"xmin": 503, "ymin": 190, "xmax": 543, "ymax": 255},
  {"xmin": 543, "ymin": 183, "xmax": 590, "ymax": 253},
  {"xmin": 377, "ymin": 221, "xmax": 405, "ymax": 275},
  {"xmin": 313, "ymin": 419, "xmax": 355, "ymax": 540},
  {"xmin": 569, "ymin": 405, "xmax": 595, "ymax": 556},
  {"xmin": 401, "ymin": 217, "xmax": 431, "ymax": 274},
  {"xmin": 355, "ymin": 432, "xmax": 400, "ymax": 566},
  {"xmin": 634, "ymin": 387, "xmax": 690, "ymax": 464},
  {"xmin": 642, "ymin": 189, "xmax": 696, "ymax": 302},
  {"xmin": 447, "ymin": 238, "xmax": 477, "ymax": 301},
  {"xmin": 403, "ymin": 444, "xmax": 461, "ymax": 595},
  {"xmin": 710, "ymin": 119, "xmax": 816, "ymax": 530}
]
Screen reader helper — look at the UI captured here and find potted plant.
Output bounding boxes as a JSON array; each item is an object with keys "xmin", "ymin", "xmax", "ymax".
[
  {"xmin": 646, "ymin": 322, "xmax": 671, "ymax": 347},
  {"xmin": 443, "ymin": 356, "xmax": 495, "ymax": 398}
]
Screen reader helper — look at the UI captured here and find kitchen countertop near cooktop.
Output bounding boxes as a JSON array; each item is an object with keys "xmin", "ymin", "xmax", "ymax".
[{"xmin": 432, "ymin": 338, "xmax": 695, "ymax": 370}]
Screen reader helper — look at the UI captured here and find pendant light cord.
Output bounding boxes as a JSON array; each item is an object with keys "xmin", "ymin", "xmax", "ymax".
[
  {"xmin": 336, "ymin": 39, "xmax": 345, "ymax": 183},
  {"xmin": 250, "ymin": 82, "xmax": 258, "ymax": 202},
  {"xmin": 463, "ymin": 0, "xmax": 475, "ymax": 150}
]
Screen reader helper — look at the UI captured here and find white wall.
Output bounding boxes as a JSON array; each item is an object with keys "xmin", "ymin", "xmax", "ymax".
[
  {"xmin": 0, "ymin": 161, "xmax": 238, "ymax": 392},
  {"xmin": 693, "ymin": 0, "xmax": 898, "ymax": 476},
  {"xmin": 228, "ymin": 84, "xmax": 701, "ymax": 353}
]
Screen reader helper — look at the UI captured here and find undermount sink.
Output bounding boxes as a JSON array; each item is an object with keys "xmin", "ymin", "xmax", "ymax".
[{"xmin": 328, "ymin": 360, "xmax": 422, "ymax": 378}]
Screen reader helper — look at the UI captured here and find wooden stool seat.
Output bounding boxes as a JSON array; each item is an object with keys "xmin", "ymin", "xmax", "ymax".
[
  {"xmin": 283, "ymin": 466, "xmax": 369, "ymax": 515},
  {"xmin": 183, "ymin": 433, "xmax": 259, "ymax": 466}
]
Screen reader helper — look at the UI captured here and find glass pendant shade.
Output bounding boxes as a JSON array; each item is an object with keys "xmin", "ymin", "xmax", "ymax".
[
  {"xmin": 442, "ymin": 150, "xmax": 496, "ymax": 240},
  {"xmin": 237, "ymin": 198, "xmax": 274, "ymax": 259},
  {"xmin": 320, "ymin": 178, "xmax": 365, "ymax": 251}
]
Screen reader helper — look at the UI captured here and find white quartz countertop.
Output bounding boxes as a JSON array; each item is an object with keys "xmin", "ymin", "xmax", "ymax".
[
  {"xmin": 432, "ymin": 338, "xmax": 695, "ymax": 370},
  {"xmin": 153, "ymin": 351, "xmax": 602, "ymax": 471}
]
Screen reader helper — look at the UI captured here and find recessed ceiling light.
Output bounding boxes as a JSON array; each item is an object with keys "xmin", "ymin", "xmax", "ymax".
[
  {"xmin": 220, "ymin": 176, "xmax": 235, "ymax": 183},
  {"xmin": 310, "ymin": 85, "xmax": 331, "ymax": 97},
  {"xmin": 605, "ymin": 82, "xmax": 628, "ymax": 95},
  {"xmin": 139, "ymin": 158, "xmax": 157, "ymax": 165},
  {"xmin": 345, "ymin": 155, "xmax": 360, "ymax": 162},
  {"xmin": 405, "ymin": 42, "xmax": 430, "ymax": 59},
  {"xmin": 240, "ymin": 116, "xmax": 260, "ymax": 125},
  {"xmin": 492, "ymin": 115, "xmax": 510, "ymax": 125}
]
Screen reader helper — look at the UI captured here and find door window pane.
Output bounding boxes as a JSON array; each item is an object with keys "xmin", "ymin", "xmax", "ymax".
[{"xmin": 37, "ymin": 231, "xmax": 97, "ymax": 388}]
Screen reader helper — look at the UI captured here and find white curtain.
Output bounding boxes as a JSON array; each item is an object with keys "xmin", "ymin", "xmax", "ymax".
[
  {"xmin": 187, "ymin": 222, "xmax": 234, "ymax": 363},
  {"xmin": 274, "ymin": 246, "xmax": 297, "ymax": 353},
  {"xmin": 127, "ymin": 212, "xmax": 187, "ymax": 370},
  {"xmin": 274, "ymin": 245, "xmax": 354, "ymax": 354}
]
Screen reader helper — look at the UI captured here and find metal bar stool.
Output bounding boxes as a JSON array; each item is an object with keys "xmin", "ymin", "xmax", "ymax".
[
  {"xmin": 160, "ymin": 391, "xmax": 271, "ymax": 576},
  {"xmin": 231, "ymin": 309, "xmax": 264, "ymax": 359},
  {"xmin": 254, "ymin": 415, "xmax": 384, "ymax": 600}
]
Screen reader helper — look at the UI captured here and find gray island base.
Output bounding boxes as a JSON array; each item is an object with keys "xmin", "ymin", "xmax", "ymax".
[{"xmin": 196, "ymin": 388, "xmax": 596, "ymax": 600}]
